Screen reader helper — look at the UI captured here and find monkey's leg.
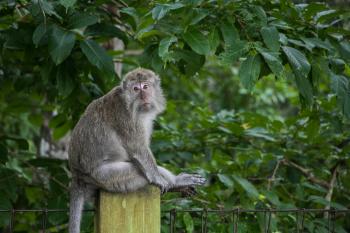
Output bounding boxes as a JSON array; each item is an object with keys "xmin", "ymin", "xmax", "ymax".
[{"xmin": 90, "ymin": 162, "xmax": 150, "ymax": 193}]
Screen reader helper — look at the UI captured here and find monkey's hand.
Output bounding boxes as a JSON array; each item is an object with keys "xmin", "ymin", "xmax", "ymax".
[
  {"xmin": 152, "ymin": 176, "xmax": 171, "ymax": 194},
  {"xmin": 175, "ymin": 173, "xmax": 206, "ymax": 187}
]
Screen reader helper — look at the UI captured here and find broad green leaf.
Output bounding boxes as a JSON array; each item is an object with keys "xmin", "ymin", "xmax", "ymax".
[
  {"xmin": 120, "ymin": 7, "xmax": 138, "ymax": 20},
  {"xmin": 49, "ymin": 26, "xmax": 75, "ymax": 65},
  {"xmin": 330, "ymin": 72, "xmax": 350, "ymax": 117},
  {"xmin": 68, "ymin": 13, "xmax": 99, "ymax": 29},
  {"xmin": 208, "ymin": 27, "xmax": 220, "ymax": 54},
  {"xmin": 85, "ymin": 23, "xmax": 128, "ymax": 44},
  {"xmin": 339, "ymin": 41, "xmax": 350, "ymax": 61},
  {"xmin": 233, "ymin": 175, "xmax": 260, "ymax": 199},
  {"xmin": 172, "ymin": 49, "xmax": 205, "ymax": 75},
  {"xmin": 219, "ymin": 40, "xmax": 247, "ymax": 65},
  {"xmin": 32, "ymin": 23, "xmax": 49, "ymax": 47},
  {"xmin": 80, "ymin": 40, "xmax": 114, "ymax": 74},
  {"xmin": 330, "ymin": 73, "xmax": 347, "ymax": 99},
  {"xmin": 59, "ymin": 0, "xmax": 76, "ymax": 9},
  {"xmin": 260, "ymin": 26, "xmax": 280, "ymax": 52},
  {"xmin": 282, "ymin": 46, "xmax": 312, "ymax": 102},
  {"xmin": 301, "ymin": 37, "xmax": 332, "ymax": 51},
  {"xmin": 218, "ymin": 174, "xmax": 234, "ymax": 188},
  {"xmin": 136, "ymin": 25, "xmax": 161, "ymax": 40},
  {"xmin": 239, "ymin": 54, "xmax": 261, "ymax": 90},
  {"xmin": 257, "ymin": 48, "xmax": 283, "ymax": 77},
  {"xmin": 152, "ymin": 3, "xmax": 184, "ymax": 20},
  {"xmin": 56, "ymin": 63, "xmax": 75, "ymax": 97},
  {"xmin": 190, "ymin": 8, "xmax": 209, "ymax": 25},
  {"xmin": 34, "ymin": 0, "xmax": 60, "ymax": 18},
  {"xmin": 245, "ymin": 127, "xmax": 276, "ymax": 141},
  {"xmin": 294, "ymin": 73, "xmax": 314, "ymax": 105},
  {"xmin": 220, "ymin": 20, "xmax": 239, "ymax": 45},
  {"xmin": 183, "ymin": 28, "xmax": 210, "ymax": 55},
  {"xmin": 158, "ymin": 36, "xmax": 177, "ymax": 59},
  {"xmin": 253, "ymin": 6, "xmax": 267, "ymax": 26}
]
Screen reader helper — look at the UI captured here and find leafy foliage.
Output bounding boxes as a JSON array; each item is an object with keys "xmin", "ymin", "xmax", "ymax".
[{"xmin": 0, "ymin": 0, "xmax": 349, "ymax": 232}]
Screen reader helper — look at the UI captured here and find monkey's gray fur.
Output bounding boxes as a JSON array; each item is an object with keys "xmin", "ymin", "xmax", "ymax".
[{"xmin": 68, "ymin": 68, "xmax": 206, "ymax": 233}]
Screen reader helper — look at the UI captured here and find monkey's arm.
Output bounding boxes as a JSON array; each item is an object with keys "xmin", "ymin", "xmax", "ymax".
[{"xmin": 129, "ymin": 147, "xmax": 170, "ymax": 191}]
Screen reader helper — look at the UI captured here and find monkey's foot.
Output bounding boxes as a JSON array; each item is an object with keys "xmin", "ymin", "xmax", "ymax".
[{"xmin": 175, "ymin": 173, "xmax": 206, "ymax": 187}]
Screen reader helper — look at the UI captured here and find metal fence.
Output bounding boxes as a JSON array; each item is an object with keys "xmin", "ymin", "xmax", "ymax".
[{"xmin": 0, "ymin": 208, "xmax": 349, "ymax": 233}]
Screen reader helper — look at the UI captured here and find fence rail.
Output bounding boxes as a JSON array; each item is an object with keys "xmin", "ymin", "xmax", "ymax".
[{"xmin": 0, "ymin": 208, "xmax": 349, "ymax": 233}]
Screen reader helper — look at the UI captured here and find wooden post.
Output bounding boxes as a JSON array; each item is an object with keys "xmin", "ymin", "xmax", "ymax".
[{"xmin": 95, "ymin": 186, "xmax": 160, "ymax": 233}]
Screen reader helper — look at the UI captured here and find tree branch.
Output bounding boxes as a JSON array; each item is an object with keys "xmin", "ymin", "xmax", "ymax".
[
  {"xmin": 267, "ymin": 159, "xmax": 283, "ymax": 190},
  {"xmin": 282, "ymin": 159, "xmax": 330, "ymax": 189},
  {"xmin": 324, "ymin": 164, "xmax": 339, "ymax": 218}
]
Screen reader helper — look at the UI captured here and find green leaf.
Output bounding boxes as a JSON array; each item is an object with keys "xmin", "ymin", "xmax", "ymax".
[
  {"xmin": 152, "ymin": 3, "xmax": 184, "ymax": 20},
  {"xmin": 301, "ymin": 37, "xmax": 332, "ymax": 51},
  {"xmin": 208, "ymin": 27, "xmax": 220, "ymax": 54},
  {"xmin": 220, "ymin": 20, "xmax": 239, "ymax": 45},
  {"xmin": 239, "ymin": 54, "xmax": 261, "ymax": 90},
  {"xmin": 282, "ymin": 46, "xmax": 313, "ymax": 103},
  {"xmin": 0, "ymin": 143, "xmax": 8, "ymax": 163},
  {"xmin": 56, "ymin": 63, "xmax": 75, "ymax": 97},
  {"xmin": 218, "ymin": 174, "xmax": 234, "ymax": 188},
  {"xmin": 49, "ymin": 26, "xmax": 75, "ymax": 65},
  {"xmin": 339, "ymin": 41, "xmax": 350, "ymax": 61},
  {"xmin": 68, "ymin": 13, "xmax": 99, "ymax": 29},
  {"xmin": 257, "ymin": 48, "xmax": 283, "ymax": 77},
  {"xmin": 233, "ymin": 175, "xmax": 260, "ymax": 199},
  {"xmin": 85, "ymin": 23, "xmax": 128, "ymax": 44},
  {"xmin": 245, "ymin": 127, "xmax": 276, "ymax": 141},
  {"xmin": 172, "ymin": 49, "xmax": 205, "ymax": 75},
  {"xmin": 183, "ymin": 212, "xmax": 194, "ymax": 233},
  {"xmin": 344, "ymin": 91, "xmax": 350, "ymax": 118},
  {"xmin": 219, "ymin": 40, "xmax": 247, "ymax": 65},
  {"xmin": 183, "ymin": 28, "xmax": 210, "ymax": 55},
  {"xmin": 32, "ymin": 23, "xmax": 49, "ymax": 47},
  {"xmin": 80, "ymin": 40, "xmax": 114, "ymax": 74},
  {"xmin": 59, "ymin": 0, "xmax": 76, "ymax": 9},
  {"xmin": 190, "ymin": 8, "xmax": 209, "ymax": 25},
  {"xmin": 35, "ymin": 0, "xmax": 60, "ymax": 18},
  {"xmin": 158, "ymin": 36, "xmax": 177, "ymax": 59},
  {"xmin": 330, "ymin": 72, "xmax": 349, "ymax": 116},
  {"xmin": 260, "ymin": 26, "xmax": 280, "ymax": 52}
]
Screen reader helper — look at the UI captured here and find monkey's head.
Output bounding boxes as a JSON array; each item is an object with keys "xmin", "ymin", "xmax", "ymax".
[{"xmin": 121, "ymin": 68, "xmax": 166, "ymax": 114}]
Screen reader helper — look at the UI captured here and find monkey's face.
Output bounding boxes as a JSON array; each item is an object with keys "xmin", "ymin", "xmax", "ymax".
[{"xmin": 124, "ymin": 77, "xmax": 158, "ymax": 112}]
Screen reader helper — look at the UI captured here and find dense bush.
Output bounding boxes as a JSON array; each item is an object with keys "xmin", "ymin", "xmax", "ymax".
[{"xmin": 0, "ymin": 0, "xmax": 349, "ymax": 232}]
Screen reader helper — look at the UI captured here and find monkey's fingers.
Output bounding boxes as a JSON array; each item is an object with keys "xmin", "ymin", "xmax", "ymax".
[{"xmin": 176, "ymin": 173, "xmax": 206, "ymax": 186}]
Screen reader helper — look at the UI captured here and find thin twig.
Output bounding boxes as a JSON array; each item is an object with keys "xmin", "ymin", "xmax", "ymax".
[
  {"xmin": 267, "ymin": 159, "xmax": 284, "ymax": 190},
  {"xmin": 282, "ymin": 159, "xmax": 330, "ymax": 189},
  {"xmin": 324, "ymin": 164, "xmax": 339, "ymax": 218}
]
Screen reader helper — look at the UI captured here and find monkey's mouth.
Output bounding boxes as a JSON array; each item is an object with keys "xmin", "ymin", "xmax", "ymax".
[{"xmin": 138, "ymin": 102, "xmax": 153, "ymax": 111}]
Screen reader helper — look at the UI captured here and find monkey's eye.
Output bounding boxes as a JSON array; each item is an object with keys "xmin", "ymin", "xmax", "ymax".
[
  {"xmin": 133, "ymin": 86, "xmax": 140, "ymax": 91},
  {"xmin": 143, "ymin": 84, "xmax": 148, "ymax": 89}
]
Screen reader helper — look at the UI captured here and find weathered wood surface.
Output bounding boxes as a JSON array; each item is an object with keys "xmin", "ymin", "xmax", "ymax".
[{"xmin": 95, "ymin": 186, "xmax": 160, "ymax": 233}]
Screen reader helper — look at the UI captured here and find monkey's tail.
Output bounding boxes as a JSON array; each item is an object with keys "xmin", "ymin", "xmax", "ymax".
[{"xmin": 68, "ymin": 179, "xmax": 85, "ymax": 233}]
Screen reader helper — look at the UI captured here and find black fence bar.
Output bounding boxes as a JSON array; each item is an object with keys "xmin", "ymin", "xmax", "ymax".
[{"xmin": 0, "ymin": 208, "xmax": 349, "ymax": 232}]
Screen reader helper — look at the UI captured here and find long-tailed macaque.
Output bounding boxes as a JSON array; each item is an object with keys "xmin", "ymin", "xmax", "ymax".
[{"xmin": 68, "ymin": 68, "xmax": 206, "ymax": 233}]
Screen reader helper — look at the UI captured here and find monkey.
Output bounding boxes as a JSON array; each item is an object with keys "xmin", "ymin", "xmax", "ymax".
[{"xmin": 68, "ymin": 68, "xmax": 206, "ymax": 233}]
